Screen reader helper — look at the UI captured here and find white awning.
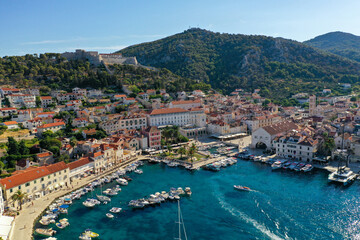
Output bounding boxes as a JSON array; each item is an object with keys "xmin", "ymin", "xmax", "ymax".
[
  {"xmin": 35, "ymin": 192, "xmax": 41, "ymax": 196},
  {"xmin": 59, "ymin": 182, "xmax": 65, "ymax": 186},
  {"xmin": 47, "ymin": 186, "xmax": 53, "ymax": 190},
  {"xmin": 54, "ymin": 184, "xmax": 59, "ymax": 188}
]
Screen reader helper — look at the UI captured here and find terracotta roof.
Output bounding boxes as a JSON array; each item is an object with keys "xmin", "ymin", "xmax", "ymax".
[
  {"xmin": 37, "ymin": 152, "xmax": 52, "ymax": 158},
  {"xmin": 91, "ymin": 151, "xmax": 103, "ymax": 158},
  {"xmin": 0, "ymin": 108, "xmax": 16, "ymax": 111},
  {"xmin": 114, "ymin": 94, "xmax": 126, "ymax": 98},
  {"xmin": 40, "ymin": 96, "xmax": 52, "ymax": 100},
  {"xmin": 37, "ymin": 111, "xmax": 55, "ymax": 115},
  {"xmin": 150, "ymin": 108, "xmax": 188, "ymax": 115},
  {"xmin": 3, "ymin": 121, "xmax": 18, "ymax": 126},
  {"xmin": 262, "ymin": 121, "xmax": 298, "ymax": 135},
  {"xmin": 66, "ymin": 157, "xmax": 91, "ymax": 170},
  {"xmin": 45, "ymin": 161, "xmax": 67, "ymax": 173},
  {"xmin": 83, "ymin": 129, "xmax": 97, "ymax": 135},
  {"xmin": 0, "ymin": 162, "xmax": 68, "ymax": 189},
  {"xmin": 38, "ymin": 122, "xmax": 65, "ymax": 129}
]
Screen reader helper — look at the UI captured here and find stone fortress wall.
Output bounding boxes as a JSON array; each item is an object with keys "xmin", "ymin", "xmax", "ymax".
[{"xmin": 61, "ymin": 49, "xmax": 138, "ymax": 66}]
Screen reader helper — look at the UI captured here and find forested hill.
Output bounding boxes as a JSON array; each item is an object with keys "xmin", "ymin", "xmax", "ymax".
[
  {"xmin": 0, "ymin": 53, "xmax": 204, "ymax": 93},
  {"xmin": 304, "ymin": 31, "xmax": 360, "ymax": 62},
  {"xmin": 119, "ymin": 28, "xmax": 360, "ymax": 98}
]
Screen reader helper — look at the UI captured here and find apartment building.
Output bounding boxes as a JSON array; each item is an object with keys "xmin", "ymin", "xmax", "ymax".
[
  {"xmin": 99, "ymin": 114, "xmax": 147, "ymax": 134},
  {"xmin": 0, "ymin": 162, "xmax": 70, "ymax": 207}
]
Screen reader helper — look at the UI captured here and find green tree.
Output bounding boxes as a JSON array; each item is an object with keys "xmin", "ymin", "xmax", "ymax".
[
  {"xmin": 11, "ymin": 190, "xmax": 27, "ymax": 210},
  {"xmin": 18, "ymin": 140, "xmax": 29, "ymax": 155},
  {"xmin": 7, "ymin": 137, "xmax": 19, "ymax": 155}
]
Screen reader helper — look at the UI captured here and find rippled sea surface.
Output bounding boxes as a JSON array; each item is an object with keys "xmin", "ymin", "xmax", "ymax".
[{"xmin": 34, "ymin": 159, "xmax": 360, "ymax": 240}]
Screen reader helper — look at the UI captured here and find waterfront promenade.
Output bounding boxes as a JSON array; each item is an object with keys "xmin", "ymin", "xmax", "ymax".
[{"xmin": 11, "ymin": 157, "xmax": 143, "ymax": 240}]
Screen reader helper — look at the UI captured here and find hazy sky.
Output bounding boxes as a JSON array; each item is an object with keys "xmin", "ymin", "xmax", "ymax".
[{"xmin": 1, "ymin": 0, "xmax": 360, "ymax": 56}]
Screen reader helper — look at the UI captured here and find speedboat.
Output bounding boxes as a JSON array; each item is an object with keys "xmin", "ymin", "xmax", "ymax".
[
  {"xmin": 109, "ymin": 207, "xmax": 122, "ymax": 213},
  {"xmin": 35, "ymin": 228, "xmax": 57, "ymax": 237},
  {"xmin": 234, "ymin": 185, "xmax": 251, "ymax": 191},
  {"xmin": 106, "ymin": 213, "xmax": 114, "ymax": 219},
  {"xmin": 328, "ymin": 168, "xmax": 357, "ymax": 186},
  {"xmin": 271, "ymin": 161, "xmax": 282, "ymax": 170},
  {"xmin": 79, "ymin": 229, "xmax": 99, "ymax": 239}
]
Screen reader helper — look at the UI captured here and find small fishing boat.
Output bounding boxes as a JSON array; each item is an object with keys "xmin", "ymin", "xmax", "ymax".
[
  {"xmin": 106, "ymin": 213, "xmax": 114, "ymax": 219},
  {"xmin": 301, "ymin": 164, "xmax": 314, "ymax": 172},
  {"xmin": 56, "ymin": 220, "xmax": 70, "ymax": 229},
  {"xmin": 82, "ymin": 200, "xmax": 95, "ymax": 208},
  {"xmin": 234, "ymin": 185, "xmax": 251, "ymax": 191},
  {"xmin": 97, "ymin": 195, "xmax": 111, "ymax": 202},
  {"xmin": 39, "ymin": 219, "xmax": 51, "ymax": 226},
  {"xmin": 35, "ymin": 228, "xmax": 57, "ymax": 237},
  {"xmin": 271, "ymin": 161, "xmax": 282, "ymax": 170}
]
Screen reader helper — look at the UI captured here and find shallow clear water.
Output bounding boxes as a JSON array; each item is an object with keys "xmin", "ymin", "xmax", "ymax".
[{"xmin": 34, "ymin": 160, "xmax": 360, "ymax": 240}]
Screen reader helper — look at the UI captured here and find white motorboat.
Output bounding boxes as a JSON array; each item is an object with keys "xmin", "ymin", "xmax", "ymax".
[
  {"xmin": 328, "ymin": 168, "xmax": 357, "ymax": 186},
  {"xmin": 271, "ymin": 161, "xmax": 282, "ymax": 170},
  {"xmin": 82, "ymin": 200, "xmax": 95, "ymax": 208},
  {"xmin": 109, "ymin": 207, "xmax": 122, "ymax": 213},
  {"xmin": 106, "ymin": 213, "xmax": 114, "ymax": 219},
  {"xmin": 134, "ymin": 169, "xmax": 143, "ymax": 174},
  {"xmin": 185, "ymin": 187, "xmax": 192, "ymax": 195},
  {"xmin": 116, "ymin": 178, "xmax": 128, "ymax": 186}
]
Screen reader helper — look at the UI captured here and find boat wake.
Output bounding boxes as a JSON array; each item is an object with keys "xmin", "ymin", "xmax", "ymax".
[{"xmin": 215, "ymin": 193, "xmax": 284, "ymax": 240}]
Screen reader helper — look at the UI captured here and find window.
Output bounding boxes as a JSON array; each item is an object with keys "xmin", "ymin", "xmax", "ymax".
[
  {"xmin": 10, "ymin": 189, "xmax": 13, "ymax": 193},
  {"xmin": 25, "ymin": 183, "xmax": 30, "ymax": 187},
  {"xmin": 34, "ymin": 180, "xmax": 36, "ymax": 184},
  {"xmin": 41, "ymin": 178, "xmax": 44, "ymax": 182}
]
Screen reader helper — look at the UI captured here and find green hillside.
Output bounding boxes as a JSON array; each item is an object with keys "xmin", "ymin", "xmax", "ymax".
[
  {"xmin": 304, "ymin": 31, "xmax": 360, "ymax": 62},
  {"xmin": 0, "ymin": 53, "xmax": 203, "ymax": 93},
  {"xmin": 120, "ymin": 28, "xmax": 360, "ymax": 98}
]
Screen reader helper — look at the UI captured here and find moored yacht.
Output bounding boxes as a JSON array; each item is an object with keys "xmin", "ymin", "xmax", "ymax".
[{"xmin": 328, "ymin": 167, "xmax": 357, "ymax": 186}]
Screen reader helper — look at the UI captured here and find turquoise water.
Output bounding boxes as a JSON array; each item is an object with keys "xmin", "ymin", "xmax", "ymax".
[{"xmin": 34, "ymin": 160, "xmax": 360, "ymax": 240}]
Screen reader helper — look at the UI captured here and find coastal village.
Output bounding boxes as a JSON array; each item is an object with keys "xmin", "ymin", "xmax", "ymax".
[{"xmin": 0, "ymin": 71, "xmax": 359, "ymax": 238}]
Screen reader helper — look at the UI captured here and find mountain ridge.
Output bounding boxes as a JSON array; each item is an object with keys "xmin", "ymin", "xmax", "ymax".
[{"xmin": 119, "ymin": 28, "xmax": 360, "ymax": 98}]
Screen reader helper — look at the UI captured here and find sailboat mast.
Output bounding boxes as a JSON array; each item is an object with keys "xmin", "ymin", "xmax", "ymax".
[{"xmin": 178, "ymin": 200, "xmax": 181, "ymax": 240}]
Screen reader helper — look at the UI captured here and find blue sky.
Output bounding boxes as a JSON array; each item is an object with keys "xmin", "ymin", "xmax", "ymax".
[{"xmin": 1, "ymin": 0, "xmax": 360, "ymax": 56}]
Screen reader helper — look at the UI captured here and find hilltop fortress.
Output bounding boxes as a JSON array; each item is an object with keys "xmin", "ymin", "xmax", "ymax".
[{"xmin": 61, "ymin": 49, "xmax": 138, "ymax": 66}]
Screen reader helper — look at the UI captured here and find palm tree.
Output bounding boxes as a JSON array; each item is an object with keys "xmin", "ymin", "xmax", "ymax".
[
  {"xmin": 11, "ymin": 190, "xmax": 27, "ymax": 210},
  {"xmin": 188, "ymin": 143, "xmax": 197, "ymax": 165},
  {"xmin": 162, "ymin": 127, "xmax": 171, "ymax": 145},
  {"xmin": 177, "ymin": 146, "xmax": 186, "ymax": 159}
]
